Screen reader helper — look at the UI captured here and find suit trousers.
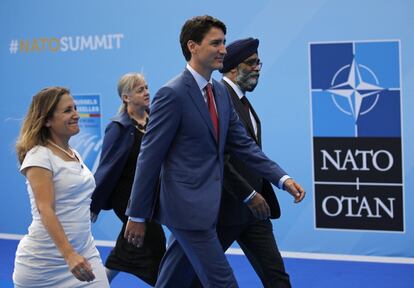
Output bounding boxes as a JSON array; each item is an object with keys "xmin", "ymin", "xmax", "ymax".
[
  {"xmin": 217, "ymin": 218, "xmax": 291, "ymax": 288},
  {"xmin": 156, "ymin": 226, "xmax": 238, "ymax": 288}
]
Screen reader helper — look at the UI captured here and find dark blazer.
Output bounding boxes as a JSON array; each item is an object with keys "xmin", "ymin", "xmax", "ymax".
[
  {"xmin": 90, "ymin": 111, "xmax": 137, "ymax": 214},
  {"xmin": 126, "ymin": 69, "xmax": 286, "ymax": 230},
  {"xmin": 218, "ymin": 80, "xmax": 281, "ymax": 226}
]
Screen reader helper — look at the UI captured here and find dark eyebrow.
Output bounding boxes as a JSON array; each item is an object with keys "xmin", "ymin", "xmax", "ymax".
[{"xmin": 210, "ymin": 37, "xmax": 224, "ymax": 43}]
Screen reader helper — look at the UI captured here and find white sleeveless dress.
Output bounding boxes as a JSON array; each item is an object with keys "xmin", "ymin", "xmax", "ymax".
[{"xmin": 13, "ymin": 146, "xmax": 109, "ymax": 288}]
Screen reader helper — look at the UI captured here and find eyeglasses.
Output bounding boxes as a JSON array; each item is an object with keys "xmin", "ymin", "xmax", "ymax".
[{"xmin": 242, "ymin": 58, "xmax": 263, "ymax": 70}]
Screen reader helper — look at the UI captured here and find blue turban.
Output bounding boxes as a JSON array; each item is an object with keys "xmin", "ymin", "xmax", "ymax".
[{"xmin": 220, "ymin": 37, "xmax": 259, "ymax": 73}]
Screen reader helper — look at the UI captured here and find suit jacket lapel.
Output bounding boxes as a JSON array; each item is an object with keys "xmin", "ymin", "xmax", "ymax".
[
  {"xmin": 222, "ymin": 81, "xmax": 259, "ymax": 144},
  {"xmin": 184, "ymin": 70, "xmax": 218, "ymax": 142},
  {"xmin": 242, "ymin": 96, "xmax": 262, "ymax": 147}
]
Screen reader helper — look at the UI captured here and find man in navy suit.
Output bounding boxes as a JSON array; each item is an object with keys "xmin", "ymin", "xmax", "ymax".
[{"xmin": 124, "ymin": 15, "xmax": 305, "ymax": 287}]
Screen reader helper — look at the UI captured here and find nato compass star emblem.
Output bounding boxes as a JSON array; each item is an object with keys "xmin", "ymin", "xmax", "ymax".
[{"xmin": 326, "ymin": 58, "xmax": 384, "ymax": 122}]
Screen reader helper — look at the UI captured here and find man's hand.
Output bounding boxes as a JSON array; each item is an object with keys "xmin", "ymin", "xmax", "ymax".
[
  {"xmin": 283, "ymin": 178, "xmax": 305, "ymax": 203},
  {"xmin": 124, "ymin": 220, "xmax": 146, "ymax": 247},
  {"xmin": 247, "ymin": 193, "xmax": 270, "ymax": 220}
]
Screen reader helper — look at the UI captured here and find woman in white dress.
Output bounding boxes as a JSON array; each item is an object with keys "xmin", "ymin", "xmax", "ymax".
[{"xmin": 13, "ymin": 87, "xmax": 109, "ymax": 287}]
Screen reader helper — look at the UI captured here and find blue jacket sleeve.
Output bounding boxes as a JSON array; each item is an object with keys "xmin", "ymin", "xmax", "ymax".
[
  {"xmin": 225, "ymin": 95, "xmax": 287, "ymax": 188},
  {"xmin": 90, "ymin": 121, "xmax": 130, "ymax": 214}
]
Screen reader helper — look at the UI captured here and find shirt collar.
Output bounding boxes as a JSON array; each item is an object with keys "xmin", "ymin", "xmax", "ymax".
[
  {"xmin": 186, "ymin": 63, "xmax": 212, "ymax": 91},
  {"xmin": 222, "ymin": 76, "xmax": 244, "ymax": 100}
]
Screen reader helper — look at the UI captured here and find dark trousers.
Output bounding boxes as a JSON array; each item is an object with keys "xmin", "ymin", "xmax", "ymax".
[
  {"xmin": 156, "ymin": 219, "xmax": 290, "ymax": 288},
  {"xmin": 155, "ymin": 226, "xmax": 238, "ymax": 288},
  {"xmin": 217, "ymin": 219, "xmax": 291, "ymax": 288}
]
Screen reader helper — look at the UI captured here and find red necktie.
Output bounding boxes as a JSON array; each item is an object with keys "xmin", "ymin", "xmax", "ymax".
[{"xmin": 205, "ymin": 83, "xmax": 219, "ymax": 141}]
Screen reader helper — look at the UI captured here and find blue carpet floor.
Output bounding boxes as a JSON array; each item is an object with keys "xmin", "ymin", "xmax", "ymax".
[{"xmin": 1, "ymin": 238, "xmax": 413, "ymax": 287}]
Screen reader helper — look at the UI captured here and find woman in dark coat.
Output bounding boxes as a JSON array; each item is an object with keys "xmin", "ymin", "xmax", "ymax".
[{"xmin": 90, "ymin": 73, "xmax": 165, "ymax": 285}]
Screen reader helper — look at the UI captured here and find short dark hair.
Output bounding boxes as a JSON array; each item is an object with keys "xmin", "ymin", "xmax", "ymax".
[{"xmin": 179, "ymin": 15, "xmax": 226, "ymax": 61}]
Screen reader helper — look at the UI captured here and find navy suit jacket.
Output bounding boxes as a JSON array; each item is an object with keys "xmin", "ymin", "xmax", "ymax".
[
  {"xmin": 91, "ymin": 111, "xmax": 137, "ymax": 214},
  {"xmin": 126, "ymin": 69, "xmax": 286, "ymax": 230},
  {"xmin": 218, "ymin": 80, "xmax": 281, "ymax": 226}
]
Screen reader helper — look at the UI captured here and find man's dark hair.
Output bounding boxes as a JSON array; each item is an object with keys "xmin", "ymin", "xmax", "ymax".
[{"xmin": 179, "ymin": 15, "xmax": 226, "ymax": 61}]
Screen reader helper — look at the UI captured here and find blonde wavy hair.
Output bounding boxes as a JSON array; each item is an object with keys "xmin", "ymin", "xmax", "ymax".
[
  {"xmin": 16, "ymin": 87, "xmax": 70, "ymax": 164},
  {"xmin": 117, "ymin": 73, "xmax": 146, "ymax": 113}
]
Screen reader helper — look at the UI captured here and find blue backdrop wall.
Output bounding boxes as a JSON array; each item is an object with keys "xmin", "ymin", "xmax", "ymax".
[{"xmin": 1, "ymin": 0, "xmax": 413, "ymax": 259}]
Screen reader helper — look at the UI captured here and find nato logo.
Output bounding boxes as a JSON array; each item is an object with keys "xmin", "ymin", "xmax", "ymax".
[{"xmin": 309, "ymin": 41, "xmax": 404, "ymax": 232}]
